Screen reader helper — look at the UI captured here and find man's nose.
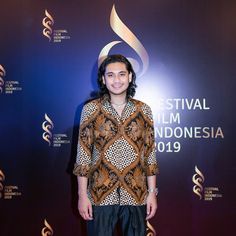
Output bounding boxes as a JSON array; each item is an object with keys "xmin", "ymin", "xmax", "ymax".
[{"xmin": 114, "ymin": 74, "xmax": 121, "ymax": 81}]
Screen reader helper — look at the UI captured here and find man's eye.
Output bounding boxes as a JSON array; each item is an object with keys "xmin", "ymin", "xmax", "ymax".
[{"xmin": 120, "ymin": 73, "xmax": 126, "ymax": 76}]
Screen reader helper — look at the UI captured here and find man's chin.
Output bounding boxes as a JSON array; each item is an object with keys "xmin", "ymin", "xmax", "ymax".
[{"xmin": 109, "ymin": 90, "xmax": 128, "ymax": 96}]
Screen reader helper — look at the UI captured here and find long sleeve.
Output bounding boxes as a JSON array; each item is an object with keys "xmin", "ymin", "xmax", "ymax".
[
  {"xmin": 73, "ymin": 102, "xmax": 97, "ymax": 177},
  {"xmin": 142, "ymin": 104, "xmax": 159, "ymax": 176}
]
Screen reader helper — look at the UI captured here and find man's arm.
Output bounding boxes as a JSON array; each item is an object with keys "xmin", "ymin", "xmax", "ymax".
[
  {"xmin": 141, "ymin": 103, "xmax": 159, "ymax": 220},
  {"xmin": 77, "ymin": 176, "xmax": 93, "ymax": 220},
  {"xmin": 73, "ymin": 102, "xmax": 98, "ymax": 221},
  {"xmin": 146, "ymin": 175, "xmax": 158, "ymax": 220}
]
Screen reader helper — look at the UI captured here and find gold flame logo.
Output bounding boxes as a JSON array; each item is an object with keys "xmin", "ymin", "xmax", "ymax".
[
  {"xmin": 42, "ymin": 10, "xmax": 54, "ymax": 42},
  {"xmin": 41, "ymin": 219, "xmax": 53, "ymax": 236},
  {"xmin": 42, "ymin": 113, "xmax": 54, "ymax": 146},
  {"xmin": 98, "ymin": 4, "xmax": 149, "ymax": 77},
  {"xmin": 146, "ymin": 220, "xmax": 156, "ymax": 236},
  {"xmin": 0, "ymin": 65, "xmax": 6, "ymax": 93},
  {"xmin": 0, "ymin": 169, "xmax": 5, "ymax": 199},
  {"xmin": 192, "ymin": 166, "xmax": 205, "ymax": 200}
]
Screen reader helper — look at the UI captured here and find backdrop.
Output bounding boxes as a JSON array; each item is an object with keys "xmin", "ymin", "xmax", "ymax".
[{"xmin": 0, "ymin": 0, "xmax": 235, "ymax": 235}]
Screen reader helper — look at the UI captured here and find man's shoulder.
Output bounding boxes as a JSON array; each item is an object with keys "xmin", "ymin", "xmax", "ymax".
[
  {"xmin": 80, "ymin": 97, "xmax": 101, "ymax": 121},
  {"xmin": 84, "ymin": 97, "xmax": 101, "ymax": 107},
  {"xmin": 130, "ymin": 98, "xmax": 153, "ymax": 119}
]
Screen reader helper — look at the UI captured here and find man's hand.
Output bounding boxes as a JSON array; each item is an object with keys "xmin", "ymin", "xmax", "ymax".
[
  {"xmin": 146, "ymin": 193, "xmax": 158, "ymax": 220},
  {"xmin": 78, "ymin": 194, "xmax": 93, "ymax": 220}
]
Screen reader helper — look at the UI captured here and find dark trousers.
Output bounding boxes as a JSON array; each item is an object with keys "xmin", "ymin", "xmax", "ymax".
[{"xmin": 87, "ymin": 205, "xmax": 146, "ymax": 236}]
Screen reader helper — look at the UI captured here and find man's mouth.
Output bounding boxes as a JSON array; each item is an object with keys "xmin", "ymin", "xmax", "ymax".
[{"xmin": 112, "ymin": 84, "xmax": 123, "ymax": 89}]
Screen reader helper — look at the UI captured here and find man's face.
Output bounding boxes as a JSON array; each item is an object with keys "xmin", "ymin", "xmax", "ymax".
[{"xmin": 102, "ymin": 62, "xmax": 132, "ymax": 97}]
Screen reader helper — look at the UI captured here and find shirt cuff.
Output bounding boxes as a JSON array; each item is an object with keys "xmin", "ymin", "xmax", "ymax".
[
  {"xmin": 73, "ymin": 164, "xmax": 90, "ymax": 177},
  {"xmin": 146, "ymin": 163, "xmax": 159, "ymax": 176}
]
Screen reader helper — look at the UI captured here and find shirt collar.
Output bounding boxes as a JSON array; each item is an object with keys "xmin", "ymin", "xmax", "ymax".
[{"xmin": 101, "ymin": 94, "xmax": 132, "ymax": 105}]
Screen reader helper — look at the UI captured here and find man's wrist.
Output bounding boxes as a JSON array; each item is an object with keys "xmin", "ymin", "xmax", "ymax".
[
  {"xmin": 147, "ymin": 187, "xmax": 158, "ymax": 196},
  {"xmin": 78, "ymin": 191, "xmax": 88, "ymax": 198}
]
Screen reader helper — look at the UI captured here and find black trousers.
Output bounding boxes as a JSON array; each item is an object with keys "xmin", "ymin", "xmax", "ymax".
[{"xmin": 87, "ymin": 205, "xmax": 146, "ymax": 236}]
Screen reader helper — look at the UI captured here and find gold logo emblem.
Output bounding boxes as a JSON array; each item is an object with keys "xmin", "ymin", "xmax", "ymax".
[
  {"xmin": 192, "ymin": 166, "xmax": 205, "ymax": 200},
  {"xmin": 98, "ymin": 4, "xmax": 149, "ymax": 77},
  {"xmin": 0, "ymin": 65, "xmax": 6, "ymax": 93},
  {"xmin": 42, "ymin": 113, "xmax": 54, "ymax": 146},
  {"xmin": 41, "ymin": 219, "xmax": 53, "ymax": 236},
  {"xmin": 146, "ymin": 220, "xmax": 156, "ymax": 235},
  {"xmin": 42, "ymin": 10, "xmax": 54, "ymax": 42},
  {"xmin": 0, "ymin": 169, "xmax": 5, "ymax": 199}
]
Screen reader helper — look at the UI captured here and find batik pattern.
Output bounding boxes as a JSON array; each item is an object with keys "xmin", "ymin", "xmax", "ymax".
[{"xmin": 73, "ymin": 95, "xmax": 159, "ymax": 205}]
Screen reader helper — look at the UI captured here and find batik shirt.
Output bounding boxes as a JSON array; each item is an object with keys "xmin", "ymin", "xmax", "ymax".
[{"xmin": 73, "ymin": 95, "xmax": 159, "ymax": 206}]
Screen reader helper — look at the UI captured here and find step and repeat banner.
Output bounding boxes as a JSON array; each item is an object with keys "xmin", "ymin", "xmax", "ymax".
[{"xmin": 0, "ymin": 0, "xmax": 235, "ymax": 235}]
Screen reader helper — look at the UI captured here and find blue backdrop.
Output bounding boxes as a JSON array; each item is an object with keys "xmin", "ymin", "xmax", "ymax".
[{"xmin": 0, "ymin": 0, "xmax": 235, "ymax": 235}]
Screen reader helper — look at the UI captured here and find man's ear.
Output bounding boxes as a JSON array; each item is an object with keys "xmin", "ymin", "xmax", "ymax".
[
  {"xmin": 129, "ymin": 73, "xmax": 132, "ymax": 82},
  {"xmin": 102, "ymin": 76, "xmax": 105, "ymax": 84}
]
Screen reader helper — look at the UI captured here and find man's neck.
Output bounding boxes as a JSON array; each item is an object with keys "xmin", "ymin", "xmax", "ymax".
[{"xmin": 109, "ymin": 93, "xmax": 127, "ymax": 105}]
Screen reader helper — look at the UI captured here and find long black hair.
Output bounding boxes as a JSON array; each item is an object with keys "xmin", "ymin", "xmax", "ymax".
[{"xmin": 97, "ymin": 54, "xmax": 137, "ymax": 98}]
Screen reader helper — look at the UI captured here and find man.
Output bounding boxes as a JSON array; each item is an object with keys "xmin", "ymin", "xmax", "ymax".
[{"xmin": 73, "ymin": 54, "xmax": 159, "ymax": 236}]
